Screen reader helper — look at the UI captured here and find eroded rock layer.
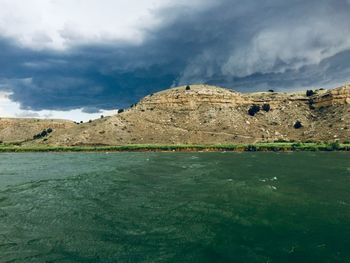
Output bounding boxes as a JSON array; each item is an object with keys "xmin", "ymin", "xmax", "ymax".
[{"xmin": 313, "ymin": 84, "xmax": 350, "ymax": 108}]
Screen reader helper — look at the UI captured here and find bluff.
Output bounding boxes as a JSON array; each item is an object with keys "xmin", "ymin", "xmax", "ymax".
[{"xmin": 39, "ymin": 84, "xmax": 350, "ymax": 146}]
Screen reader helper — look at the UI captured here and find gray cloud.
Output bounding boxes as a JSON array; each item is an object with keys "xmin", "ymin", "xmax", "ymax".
[
  {"xmin": 174, "ymin": 0, "xmax": 350, "ymax": 84},
  {"xmin": 15, "ymin": 111, "xmax": 40, "ymax": 118},
  {"xmin": 1, "ymin": 0, "xmax": 350, "ymax": 112}
]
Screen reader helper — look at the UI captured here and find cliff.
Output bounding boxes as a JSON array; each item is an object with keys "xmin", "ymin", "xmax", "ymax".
[{"xmin": 312, "ymin": 84, "xmax": 350, "ymax": 108}]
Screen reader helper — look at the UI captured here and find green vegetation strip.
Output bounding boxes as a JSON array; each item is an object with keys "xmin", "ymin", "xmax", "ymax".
[{"xmin": 0, "ymin": 142, "xmax": 349, "ymax": 152}]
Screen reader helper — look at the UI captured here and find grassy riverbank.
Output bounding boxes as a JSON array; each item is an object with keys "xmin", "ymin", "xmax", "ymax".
[{"xmin": 0, "ymin": 142, "xmax": 349, "ymax": 152}]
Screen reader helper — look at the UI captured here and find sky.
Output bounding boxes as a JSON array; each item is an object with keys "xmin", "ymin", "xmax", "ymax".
[{"xmin": 1, "ymin": 0, "xmax": 350, "ymax": 121}]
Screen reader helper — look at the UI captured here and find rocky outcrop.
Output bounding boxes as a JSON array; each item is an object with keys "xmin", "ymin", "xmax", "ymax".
[
  {"xmin": 313, "ymin": 84, "xmax": 350, "ymax": 108},
  {"xmin": 138, "ymin": 85, "xmax": 252, "ymax": 110}
]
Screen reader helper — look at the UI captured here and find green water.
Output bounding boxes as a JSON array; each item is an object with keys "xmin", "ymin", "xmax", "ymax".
[{"xmin": 0, "ymin": 153, "xmax": 350, "ymax": 262}]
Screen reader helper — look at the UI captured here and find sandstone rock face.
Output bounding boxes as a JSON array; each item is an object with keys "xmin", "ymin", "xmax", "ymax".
[
  {"xmin": 42, "ymin": 84, "xmax": 350, "ymax": 146},
  {"xmin": 139, "ymin": 85, "xmax": 252, "ymax": 110},
  {"xmin": 313, "ymin": 84, "xmax": 350, "ymax": 108}
]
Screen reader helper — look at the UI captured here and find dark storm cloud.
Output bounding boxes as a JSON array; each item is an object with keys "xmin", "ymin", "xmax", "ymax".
[
  {"xmin": 1, "ymin": 0, "xmax": 350, "ymax": 111},
  {"xmin": 0, "ymin": 38, "xmax": 180, "ymax": 110}
]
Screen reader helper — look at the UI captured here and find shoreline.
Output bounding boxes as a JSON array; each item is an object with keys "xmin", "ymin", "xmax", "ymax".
[{"xmin": 0, "ymin": 143, "xmax": 349, "ymax": 153}]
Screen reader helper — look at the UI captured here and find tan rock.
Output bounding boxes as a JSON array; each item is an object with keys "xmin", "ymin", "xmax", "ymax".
[{"xmin": 313, "ymin": 84, "xmax": 350, "ymax": 107}]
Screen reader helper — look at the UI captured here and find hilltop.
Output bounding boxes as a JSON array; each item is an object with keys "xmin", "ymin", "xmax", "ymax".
[{"xmin": 18, "ymin": 83, "xmax": 348, "ymax": 146}]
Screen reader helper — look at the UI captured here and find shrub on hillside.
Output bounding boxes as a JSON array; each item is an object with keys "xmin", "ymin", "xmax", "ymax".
[
  {"xmin": 248, "ymin": 105, "xmax": 261, "ymax": 116},
  {"xmin": 118, "ymin": 109, "xmax": 124, "ymax": 114},
  {"xmin": 33, "ymin": 128, "xmax": 54, "ymax": 140},
  {"xmin": 33, "ymin": 132, "xmax": 44, "ymax": 140},
  {"xmin": 40, "ymin": 130, "xmax": 48, "ymax": 137},
  {"xmin": 306, "ymin": 90, "xmax": 315, "ymax": 97},
  {"xmin": 186, "ymin": 85, "xmax": 191, "ymax": 91},
  {"xmin": 294, "ymin": 121, "xmax": 303, "ymax": 129},
  {"xmin": 262, "ymin": 104, "xmax": 271, "ymax": 112}
]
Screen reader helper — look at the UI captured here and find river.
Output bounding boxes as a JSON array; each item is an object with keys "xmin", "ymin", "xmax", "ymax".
[{"xmin": 0, "ymin": 152, "xmax": 349, "ymax": 262}]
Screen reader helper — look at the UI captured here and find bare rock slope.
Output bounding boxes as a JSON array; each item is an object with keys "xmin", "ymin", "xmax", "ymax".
[{"xmin": 43, "ymin": 84, "xmax": 350, "ymax": 146}]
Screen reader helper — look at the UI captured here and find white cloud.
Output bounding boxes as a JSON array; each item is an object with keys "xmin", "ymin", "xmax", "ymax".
[
  {"xmin": 0, "ymin": 0, "xmax": 184, "ymax": 49},
  {"xmin": 0, "ymin": 91, "xmax": 116, "ymax": 121},
  {"xmin": 0, "ymin": 0, "xmax": 210, "ymax": 50}
]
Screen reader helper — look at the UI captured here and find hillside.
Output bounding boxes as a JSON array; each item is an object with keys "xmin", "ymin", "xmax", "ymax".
[
  {"xmin": 31, "ymin": 84, "xmax": 350, "ymax": 146},
  {"xmin": 0, "ymin": 118, "xmax": 75, "ymax": 143}
]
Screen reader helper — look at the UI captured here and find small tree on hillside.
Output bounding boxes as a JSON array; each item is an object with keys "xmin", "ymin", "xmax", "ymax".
[
  {"xmin": 306, "ymin": 90, "xmax": 315, "ymax": 97},
  {"xmin": 248, "ymin": 105, "xmax": 261, "ymax": 116},
  {"xmin": 40, "ymin": 130, "xmax": 48, "ymax": 137},
  {"xmin": 294, "ymin": 121, "xmax": 303, "ymax": 129},
  {"xmin": 262, "ymin": 104, "xmax": 271, "ymax": 112}
]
